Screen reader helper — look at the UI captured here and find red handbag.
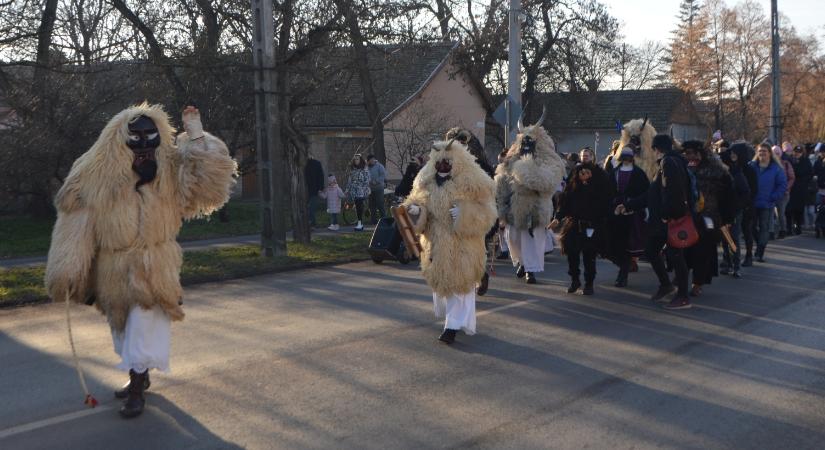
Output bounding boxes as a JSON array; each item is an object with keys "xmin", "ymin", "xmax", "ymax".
[{"xmin": 667, "ymin": 214, "xmax": 699, "ymax": 248}]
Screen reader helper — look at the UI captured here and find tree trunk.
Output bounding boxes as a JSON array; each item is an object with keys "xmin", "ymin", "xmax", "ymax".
[
  {"xmin": 343, "ymin": 4, "xmax": 386, "ymax": 164},
  {"xmin": 34, "ymin": 0, "xmax": 58, "ymax": 90},
  {"xmin": 194, "ymin": 0, "xmax": 220, "ymax": 55},
  {"xmin": 278, "ymin": 0, "xmax": 311, "ymax": 244},
  {"xmin": 434, "ymin": 0, "xmax": 451, "ymax": 41},
  {"xmin": 111, "ymin": 0, "xmax": 187, "ymax": 109}
]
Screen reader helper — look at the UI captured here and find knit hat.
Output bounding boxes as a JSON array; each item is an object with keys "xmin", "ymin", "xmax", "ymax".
[
  {"xmin": 651, "ymin": 134, "xmax": 673, "ymax": 152},
  {"xmin": 619, "ymin": 146, "xmax": 634, "ymax": 158}
]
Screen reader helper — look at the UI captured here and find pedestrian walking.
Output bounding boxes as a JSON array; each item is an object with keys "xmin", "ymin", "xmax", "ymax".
[
  {"xmin": 319, "ymin": 174, "xmax": 346, "ymax": 231},
  {"xmin": 787, "ymin": 145, "xmax": 813, "ymax": 235},
  {"xmin": 748, "ymin": 143, "xmax": 788, "ymax": 262},
  {"xmin": 771, "ymin": 145, "xmax": 795, "ymax": 239},
  {"xmin": 367, "ymin": 154, "xmax": 387, "ymax": 224},
  {"xmin": 304, "ymin": 155, "xmax": 325, "ymax": 228},
  {"xmin": 682, "ymin": 140, "xmax": 736, "ymax": 297},
  {"xmin": 346, "ymin": 154, "xmax": 371, "ymax": 231},
  {"xmin": 605, "ymin": 146, "xmax": 650, "ymax": 287},
  {"xmin": 720, "ymin": 142, "xmax": 757, "ymax": 276},
  {"xmin": 623, "ymin": 134, "xmax": 694, "ymax": 309},
  {"xmin": 552, "ymin": 162, "xmax": 613, "ymax": 295}
]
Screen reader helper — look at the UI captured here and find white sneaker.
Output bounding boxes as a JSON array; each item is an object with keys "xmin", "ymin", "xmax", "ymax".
[
  {"xmin": 328, "ymin": 224, "xmax": 339, "ymax": 231},
  {"xmin": 354, "ymin": 221, "xmax": 364, "ymax": 231}
]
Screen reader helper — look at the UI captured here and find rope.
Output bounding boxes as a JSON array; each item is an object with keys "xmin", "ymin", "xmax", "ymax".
[{"xmin": 65, "ymin": 291, "xmax": 98, "ymax": 408}]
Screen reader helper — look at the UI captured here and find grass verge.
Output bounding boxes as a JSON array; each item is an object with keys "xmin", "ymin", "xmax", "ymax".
[
  {"xmin": 0, "ymin": 233, "xmax": 371, "ymax": 308},
  {"xmin": 0, "ymin": 199, "xmax": 361, "ymax": 259}
]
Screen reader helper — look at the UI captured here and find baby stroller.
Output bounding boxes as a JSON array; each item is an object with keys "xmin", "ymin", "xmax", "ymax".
[{"xmin": 368, "ymin": 216, "xmax": 414, "ymax": 264}]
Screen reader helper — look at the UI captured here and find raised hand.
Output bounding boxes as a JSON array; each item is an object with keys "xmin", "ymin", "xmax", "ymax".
[{"xmin": 182, "ymin": 106, "xmax": 204, "ymax": 139}]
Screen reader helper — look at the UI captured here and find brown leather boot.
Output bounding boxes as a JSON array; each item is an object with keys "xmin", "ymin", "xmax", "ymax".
[
  {"xmin": 119, "ymin": 370, "xmax": 147, "ymax": 419},
  {"xmin": 114, "ymin": 370, "xmax": 150, "ymax": 399}
]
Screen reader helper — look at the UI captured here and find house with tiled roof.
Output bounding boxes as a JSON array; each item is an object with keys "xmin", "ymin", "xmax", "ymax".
[
  {"xmin": 488, "ymin": 88, "xmax": 709, "ymax": 159},
  {"xmin": 283, "ymin": 42, "xmax": 486, "ymax": 187}
]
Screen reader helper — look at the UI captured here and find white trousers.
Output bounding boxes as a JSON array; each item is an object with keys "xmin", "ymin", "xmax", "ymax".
[
  {"xmin": 432, "ymin": 290, "xmax": 476, "ymax": 335},
  {"xmin": 506, "ymin": 226, "xmax": 546, "ymax": 273},
  {"xmin": 545, "ymin": 229, "xmax": 555, "ymax": 253},
  {"xmin": 111, "ymin": 306, "xmax": 171, "ymax": 373},
  {"xmin": 499, "ymin": 228, "xmax": 509, "ymax": 252}
]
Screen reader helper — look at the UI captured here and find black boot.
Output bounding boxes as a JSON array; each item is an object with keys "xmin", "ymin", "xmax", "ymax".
[
  {"xmin": 515, "ymin": 264, "xmax": 525, "ymax": 278},
  {"xmin": 614, "ymin": 269, "xmax": 628, "ymax": 287},
  {"xmin": 119, "ymin": 370, "xmax": 147, "ymax": 418},
  {"xmin": 742, "ymin": 251, "xmax": 753, "ymax": 267},
  {"xmin": 114, "ymin": 370, "xmax": 151, "ymax": 399},
  {"xmin": 476, "ymin": 272, "xmax": 489, "ymax": 296},
  {"xmin": 525, "ymin": 272, "xmax": 537, "ymax": 284},
  {"xmin": 567, "ymin": 277, "xmax": 581, "ymax": 293},
  {"xmin": 582, "ymin": 282, "xmax": 594, "ymax": 296},
  {"xmin": 438, "ymin": 328, "xmax": 457, "ymax": 344},
  {"xmin": 755, "ymin": 246, "xmax": 766, "ymax": 262}
]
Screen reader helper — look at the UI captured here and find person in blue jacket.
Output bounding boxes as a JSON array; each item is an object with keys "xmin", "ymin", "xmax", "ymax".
[{"xmin": 748, "ymin": 142, "xmax": 788, "ymax": 262}]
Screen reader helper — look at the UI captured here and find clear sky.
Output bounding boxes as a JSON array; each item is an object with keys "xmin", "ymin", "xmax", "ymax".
[{"xmin": 606, "ymin": 0, "xmax": 823, "ymax": 47}]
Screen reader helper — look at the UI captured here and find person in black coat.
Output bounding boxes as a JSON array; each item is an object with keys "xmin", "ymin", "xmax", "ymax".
[
  {"xmin": 720, "ymin": 142, "xmax": 757, "ymax": 276},
  {"xmin": 304, "ymin": 156, "xmax": 325, "ymax": 227},
  {"xmin": 605, "ymin": 147, "xmax": 650, "ymax": 287},
  {"xmin": 786, "ymin": 145, "xmax": 813, "ymax": 234},
  {"xmin": 683, "ymin": 140, "xmax": 736, "ymax": 297},
  {"xmin": 551, "ymin": 162, "xmax": 613, "ymax": 295},
  {"xmin": 394, "ymin": 156, "xmax": 423, "ymax": 198},
  {"xmin": 622, "ymin": 134, "xmax": 693, "ymax": 309}
]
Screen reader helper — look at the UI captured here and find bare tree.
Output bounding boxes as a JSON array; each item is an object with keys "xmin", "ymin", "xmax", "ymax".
[
  {"xmin": 385, "ymin": 101, "xmax": 451, "ymax": 175},
  {"xmin": 724, "ymin": 0, "xmax": 770, "ymax": 139}
]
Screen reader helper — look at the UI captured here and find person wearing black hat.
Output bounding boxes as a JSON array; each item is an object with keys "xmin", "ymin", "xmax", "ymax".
[
  {"xmin": 606, "ymin": 146, "xmax": 650, "ymax": 287},
  {"xmin": 621, "ymin": 134, "xmax": 693, "ymax": 309}
]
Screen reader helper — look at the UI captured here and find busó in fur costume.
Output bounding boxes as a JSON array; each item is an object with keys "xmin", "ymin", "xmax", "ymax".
[
  {"xmin": 404, "ymin": 138, "xmax": 496, "ymax": 343},
  {"xmin": 45, "ymin": 103, "xmax": 236, "ymax": 418},
  {"xmin": 606, "ymin": 118, "xmax": 658, "ymax": 180},
  {"xmin": 495, "ymin": 108, "xmax": 566, "ymax": 282}
]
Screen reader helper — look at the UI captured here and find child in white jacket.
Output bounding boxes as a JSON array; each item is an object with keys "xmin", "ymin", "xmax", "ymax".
[{"xmin": 319, "ymin": 174, "xmax": 346, "ymax": 230}]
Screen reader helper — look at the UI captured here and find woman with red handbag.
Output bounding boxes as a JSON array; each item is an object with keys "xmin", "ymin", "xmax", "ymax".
[{"xmin": 623, "ymin": 134, "xmax": 694, "ymax": 309}]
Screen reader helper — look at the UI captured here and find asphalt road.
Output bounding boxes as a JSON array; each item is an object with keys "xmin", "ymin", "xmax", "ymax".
[{"xmin": 1, "ymin": 234, "xmax": 824, "ymax": 449}]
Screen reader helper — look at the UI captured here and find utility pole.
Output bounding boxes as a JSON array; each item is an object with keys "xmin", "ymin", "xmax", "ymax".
[
  {"xmin": 251, "ymin": 0, "xmax": 288, "ymax": 256},
  {"xmin": 505, "ymin": 0, "xmax": 522, "ymax": 148},
  {"xmin": 769, "ymin": 0, "xmax": 781, "ymax": 145}
]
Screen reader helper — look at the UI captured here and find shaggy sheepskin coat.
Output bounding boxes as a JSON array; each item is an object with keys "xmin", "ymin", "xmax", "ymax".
[
  {"xmin": 403, "ymin": 140, "xmax": 496, "ymax": 298},
  {"xmin": 606, "ymin": 119, "xmax": 658, "ymax": 181},
  {"xmin": 495, "ymin": 124, "xmax": 566, "ymax": 230},
  {"xmin": 45, "ymin": 103, "xmax": 237, "ymax": 332}
]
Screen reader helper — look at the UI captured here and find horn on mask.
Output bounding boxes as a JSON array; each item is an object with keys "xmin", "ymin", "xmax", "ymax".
[
  {"xmin": 516, "ymin": 100, "xmax": 529, "ymax": 132},
  {"xmin": 641, "ymin": 115, "xmax": 648, "ymax": 130},
  {"xmin": 535, "ymin": 105, "xmax": 547, "ymax": 128}
]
